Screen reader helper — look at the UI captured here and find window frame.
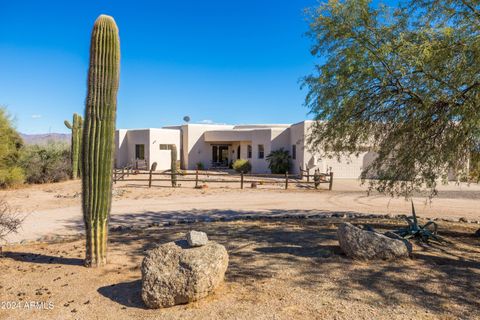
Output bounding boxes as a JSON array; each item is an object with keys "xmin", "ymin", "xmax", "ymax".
[
  {"xmin": 258, "ymin": 144, "xmax": 264, "ymax": 159},
  {"xmin": 159, "ymin": 144, "xmax": 172, "ymax": 150},
  {"xmin": 135, "ymin": 144, "xmax": 145, "ymax": 160}
]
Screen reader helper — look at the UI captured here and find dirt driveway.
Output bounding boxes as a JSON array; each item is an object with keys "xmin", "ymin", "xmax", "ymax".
[{"xmin": 2, "ymin": 179, "xmax": 479, "ymax": 243}]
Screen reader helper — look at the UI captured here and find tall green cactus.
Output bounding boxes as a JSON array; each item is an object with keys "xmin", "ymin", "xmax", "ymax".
[
  {"xmin": 64, "ymin": 113, "xmax": 83, "ymax": 179},
  {"xmin": 82, "ymin": 14, "xmax": 120, "ymax": 267},
  {"xmin": 171, "ymin": 144, "xmax": 177, "ymax": 187}
]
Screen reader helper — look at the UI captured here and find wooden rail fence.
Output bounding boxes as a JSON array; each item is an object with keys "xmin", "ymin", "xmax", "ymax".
[{"xmin": 113, "ymin": 167, "xmax": 334, "ymax": 190}]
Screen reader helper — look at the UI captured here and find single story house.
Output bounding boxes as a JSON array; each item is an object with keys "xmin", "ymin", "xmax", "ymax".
[{"xmin": 115, "ymin": 121, "xmax": 376, "ymax": 178}]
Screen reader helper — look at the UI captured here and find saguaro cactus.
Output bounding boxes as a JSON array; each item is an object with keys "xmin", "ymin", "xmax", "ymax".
[
  {"xmin": 171, "ymin": 144, "xmax": 177, "ymax": 187},
  {"xmin": 64, "ymin": 113, "xmax": 83, "ymax": 179},
  {"xmin": 82, "ymin": 14, "xmax": 120, "ymax": 267}
]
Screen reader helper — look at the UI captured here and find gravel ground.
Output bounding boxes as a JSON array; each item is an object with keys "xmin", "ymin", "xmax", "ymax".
[
  {"xmin": 1, "ymin": 217, "xmax": 479, "ymax": 320},
  {"xmin": 1, "ymin": 178, "xmax": 479, "ymax": 243}
]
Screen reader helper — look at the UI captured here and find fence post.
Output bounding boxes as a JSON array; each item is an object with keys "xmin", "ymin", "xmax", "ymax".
[
  {"xmin": 195, "ymin": 169, "xmax": 199, "ymax": 188},
  {"xmin": 285, "ymin": 171, "xmax": 289, "ymax": 190},
  {"xmin": 148, "ymin": 169, "xmax": 153, "ymax": 188},
  {"xmin": 299, "ymin": 166, "xmax": 303, "ymax": 180},
  {"xmin": 307, "ymin": 168, "xmax": 310, "ymax": 183},
  {"xmin": 114, "ymin": 169, "xmax": 117, "ymax": 184},
  {"xmin": 241, "ymin": 171, "xmax": 244, "ymax": 189},
  {"xmin": 122, "ymin": 168, "xmax": 125, "ymax": 181},
  {"xmin": 329, "ymin": 172, "xmax": 334, "ymax": 190}
]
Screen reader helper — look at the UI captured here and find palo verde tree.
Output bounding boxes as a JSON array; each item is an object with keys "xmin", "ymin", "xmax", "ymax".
[
  {"xmin": 82, "ymin": 15, "xmax": 120, "ymax": 267},
  {"xmin": 303, "ymin": 0, "xmax": 480, "ymax": 197},
  {"xmin": 64, "ymin": 113, "xmax": 83, "ymax": 179}
]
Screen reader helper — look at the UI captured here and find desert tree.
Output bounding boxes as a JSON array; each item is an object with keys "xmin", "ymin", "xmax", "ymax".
[{"xmin": 303, "ymin": 0, "xmax": 480, "ymax": 197}]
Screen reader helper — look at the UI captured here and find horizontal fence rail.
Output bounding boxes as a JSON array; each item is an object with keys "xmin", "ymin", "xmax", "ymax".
[{"xmin": 113, "ymin": 166, "xmax": 334, "ymax": 191}]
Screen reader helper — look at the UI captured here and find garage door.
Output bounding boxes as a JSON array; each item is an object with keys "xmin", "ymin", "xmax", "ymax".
[{"xmin": 322, "ymin": 152, "xmax": 375, "ymax": 179}]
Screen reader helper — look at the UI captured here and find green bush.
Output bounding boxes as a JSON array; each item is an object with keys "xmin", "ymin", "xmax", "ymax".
[
  {"xmin": 0, "ymin": 107, "xmax": 25, "ymax": 188},
  {"xmin": 0, "ymin": 167, "xmax": 24, "ymax": 188},
  {"xmin": 266, "ymin": 148, "xmax": 291, "ymax": 174},
  {"xmin": 232, "ymin": 159, "xmax": 251, "ymax": 173},
  {"xmin": 196, "ymin": 162, "xmax": 205, "ymax": 170},
  {"xmin": 19, "ymin": 143, "xmax": 71, "ymax": 184}
]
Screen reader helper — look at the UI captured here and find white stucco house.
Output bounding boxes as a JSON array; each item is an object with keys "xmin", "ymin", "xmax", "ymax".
[{"xmin": 115, "ymin": 120, "xmax": 376, "ymax": 178}]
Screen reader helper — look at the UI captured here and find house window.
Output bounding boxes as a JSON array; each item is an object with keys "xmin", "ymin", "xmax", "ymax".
[
  {"xmin": 247, "ymin": 145, "xmax": 252, "ymax": 158},
  {"xmin": 292, "ymin": 145, "xmax": 296, "ymax": 160},
  {"xmin": 258, "ymin": 144, "xmax": 264, "ymax": 159},
  {"xmin": 135, "ymin": 144, "xmax": 145, "ymax": 160},
  {"xmin": 159, "ymin": 144, "xmax": 172, "ymax": 150}
]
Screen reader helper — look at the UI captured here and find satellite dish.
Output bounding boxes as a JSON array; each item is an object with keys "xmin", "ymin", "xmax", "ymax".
[{"xmin": 183, "ymin": 116, "xmax": 191, "ymax": 123}]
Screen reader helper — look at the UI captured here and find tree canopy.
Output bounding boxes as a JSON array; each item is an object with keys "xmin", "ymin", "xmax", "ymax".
[{"xmin": 304, "ymin": 0, "xmax": 480, "ymax": 196}]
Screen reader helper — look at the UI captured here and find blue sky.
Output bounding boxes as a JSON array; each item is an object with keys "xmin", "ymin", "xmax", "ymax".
[{"xmin": 0, "ymin": 0, "xmax": 396, "ymax": 134}]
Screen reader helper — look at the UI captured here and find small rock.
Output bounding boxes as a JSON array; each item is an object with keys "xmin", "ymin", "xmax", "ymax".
[
  {"xmin": 474, "ymin": 229, "xmax": 480, "ymax": 238},
  {"xmin": 186, "ymin": 230, "xmax": 209, "ymax": 247},
  {"xmin": 459, "ymin": 217, "xmax": 468, "ymax": 223}
]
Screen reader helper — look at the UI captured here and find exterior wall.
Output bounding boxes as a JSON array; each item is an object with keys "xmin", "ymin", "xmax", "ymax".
[
  {"xmin": 289, "ymin": 122, "xmax": 307, "ymax": 175},
  {"xmin": 115, "ymin": 129, "xmax": 129, "ymax": 168},
  {"xmin": 181, "ymin": 124, "xmax": 234, "ymax": 170},
  {"xmin": 114, "ymin": 128, "xmax": 181, "ymax": 171},
  {"xmin": 250, "ymin": 129, "xmax": 272, "ymax": 173},
  {"xmin": 124, "ymin": 130, "xmax": 151, "ymax": 167},
  {"xmin": 299, "ymin": 121, "xmax": 377, "ymax": 179},
  {"xmin": 148, "ymin": 129, "xmax": 181, "ymax": 170},
  {"xmin": 204, "ymin": 130, "xmax": 252, "ymax": 142}
]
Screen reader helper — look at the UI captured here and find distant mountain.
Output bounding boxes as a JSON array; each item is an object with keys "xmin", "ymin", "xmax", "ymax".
[{"xmin": 20, "ymin": 133, "xmax": 71, "ymax": 145}]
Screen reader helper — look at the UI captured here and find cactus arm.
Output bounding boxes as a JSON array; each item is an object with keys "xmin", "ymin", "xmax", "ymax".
[{"xmin": 64, "ymin": 120, "xmax": 72, "ymax": 129}]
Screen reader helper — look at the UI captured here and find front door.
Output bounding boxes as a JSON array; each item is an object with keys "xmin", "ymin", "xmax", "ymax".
[
  {"xmin": 237, "ymin": 145, "xmax": 241, "ymax": 160},
  {"xmin": 212, "ymin": 145, "xmax": 229, "ymax": 167}
]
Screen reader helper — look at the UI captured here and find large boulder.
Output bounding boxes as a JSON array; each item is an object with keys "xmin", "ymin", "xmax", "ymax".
[
  {"xmin": 141, "ymin": 240, "xmax": 228, "ymax": 308},
  {"xmin": 337, "ymin": 223, "xmax": 410, "ymax": 260}
]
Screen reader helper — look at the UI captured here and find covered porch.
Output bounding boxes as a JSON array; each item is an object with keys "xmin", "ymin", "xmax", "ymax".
[
  {"xmin": 204, "ymin": 129, "xmax": 253, "ymax": 169},
  {"xmin": 209, "ymin": 142, "xmax": 250, "ymax": 169}
]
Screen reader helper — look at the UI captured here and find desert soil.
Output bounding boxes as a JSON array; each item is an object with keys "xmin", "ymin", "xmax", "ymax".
[
  {"xmin": 0, "ymin": 218, "xmax": 479, "ymax": 320},
  {"xmin": 0, "ymin": 178, "xmax": 479, "ymax": 319},
  {"xmin": 1, "ymin": 177, "xmax": 479, "ymax": 243}
]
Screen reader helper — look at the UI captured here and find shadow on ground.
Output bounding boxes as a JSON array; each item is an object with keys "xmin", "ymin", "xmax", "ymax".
[
  {"xmin": 7, "ymin": 210, "xmax": 480, "ymax": 318},
  {"xmin": 3, "ymin": 251, "xmax": 84, "ymax": 266},
  {"xmin": 89, "ymin": 213, "xmax": 480, "ymax": 318},
  {"xmin": 97, "ymin": 280, "xmax": 146, "ymax": 309}
]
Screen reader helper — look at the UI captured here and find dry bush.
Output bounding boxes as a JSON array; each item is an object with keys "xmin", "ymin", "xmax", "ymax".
[{"xmin": 0, "ymin": 198, "xmax": 23, "ymax": 254}]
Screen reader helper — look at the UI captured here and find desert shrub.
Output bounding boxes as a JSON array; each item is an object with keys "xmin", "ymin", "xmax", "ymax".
[
  {"xmin": 19, "ymin": 142, "xmax": 71, "ymax": 184},
  {"xmin": 232, "ymin": 159, "xmax": 251, "ymax": 173},
  {"xmin": 0, "ymin": 167, "xmax": 24, "ymax": 188},
  {"xmin": 0, "ymin": 107, "xmax": 25, "ymax": 188},
  {"xmin": 266, "ymin": 148, "xmax": 291, "ymax": 174},
  {"xmin": 0, "ymin": 198, "xmax": 23, "ymax": 250}
]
